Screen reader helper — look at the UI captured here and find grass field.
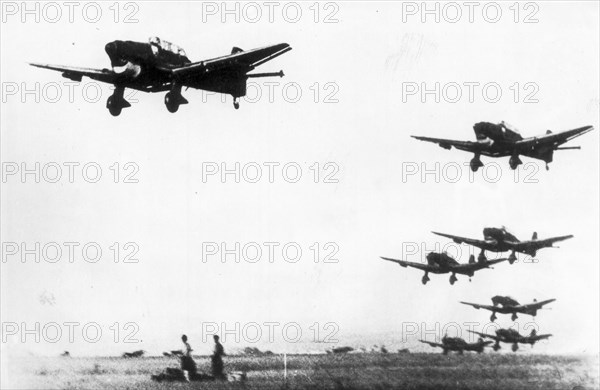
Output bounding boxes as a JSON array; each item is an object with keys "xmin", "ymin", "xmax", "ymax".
[{"xmin": 2, "ymin": 353, "xmax": 598, "ymax": 389}]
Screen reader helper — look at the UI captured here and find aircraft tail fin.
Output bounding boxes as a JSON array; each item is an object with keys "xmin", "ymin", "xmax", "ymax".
[
  {"xmin": 532, "ymin": 232, "xmax": 538, "ymax": 240},
  {"xmin": 530, "ymin": 329, "xmax": 537, "ymax": 337},
  {"xmin": 469, "ymin": 254, "xmax": 476, "ymax": 264},
  {"xmin": 231, "ymin": 47, "xmax": 244, "ymax": 54}
]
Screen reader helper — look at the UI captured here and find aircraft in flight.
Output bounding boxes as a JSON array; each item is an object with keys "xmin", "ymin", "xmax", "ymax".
[
  {"xmin": 420, "ymin": 335, "xmax": 493, "ymax": 355},
  {"xmin": 412, "ymin": 121, "xmax": 593, "ymax": 171},
  {"xmin": 469, "ymin": 328, "xmax": 552, "ymax": 352},
  {"xmin": 461, "ymin": 296, "xmax": 556, "ymax": 322},
  {"xmin": 433, "ymin": 227, "xmax": 573, "ymax": 263},
  {"xmin": 30, "ymin": 37, "xmax": 292, "ymax": 116},
  {"xmin": 380, "ymin": 252, "xmax": 508, "ymax": 285}
]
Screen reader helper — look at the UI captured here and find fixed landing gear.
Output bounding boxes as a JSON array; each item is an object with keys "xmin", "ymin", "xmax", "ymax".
[
  {"xmin": 509, "ymin": 154, "xmax": 522, "ymax": 170},
  {"xmin": 470, "ymin": 155, "xmax": 484, "ymax": 172},
  {"xmin": 493, "ymin": 343, "xmax": 501, "ymax": 352},
  {"xmin": 490, "ymin": 312, "xmax": 497, "ymax": 322},
  {"xmin": 233, "ymin": 97, "xmax": 240, "ymax": 110},
  {"xmin": 164, "ymin": 85, "xmax": 189, "ymax": 113},
  {"xmin": 422, "ymin": 273, "xmax": 430, "ymax": 285},
  {"xmin": 449, "ymin": 274, "xmax": 457, "ymax": 285},
  {"xmin": 508, "ymin": 252, "xmax": 517, "ymax": 264},
  {"xmin": 511, "ymin": 343, "xmax": 519, "ymax": 352},
  {"xmin": 477, "ymin": 251, "xmax": 487, "ymax": 263},
  {"xmin": 511, "ymin": 313, "xmax": 518, "ymax": 321},
  {"xmin": 106, "ymin": 87, "xmax": 130, "ymax": 116}
]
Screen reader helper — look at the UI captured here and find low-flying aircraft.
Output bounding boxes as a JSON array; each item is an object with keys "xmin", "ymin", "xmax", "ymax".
[
  {"xmin": 412, "ymin": 121, "xmax": 593, "ymax": 171},
  {"xmin": 433, "ymin": 227, "xmax": 573, "ymax": 263},
  {"xmin": 30, "ymin": 37, "xmax": 292, "ymax": 116},
  {"xmin": 469, "ymin": 328, "xmax": 552, "ymax": 352},
  {"xmin": 420, "ymin": 336, "xmax": 493, "ymax": 354},
  {"xmin": 380, "ymin": 252, "xmax": 507, "ymax": 285},
  {"xmin": 461, "ymin": 296, "xmax": 556, "ymax": 322}
]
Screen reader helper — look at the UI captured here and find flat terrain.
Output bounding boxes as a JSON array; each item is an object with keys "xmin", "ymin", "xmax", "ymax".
[{"xmin": 2, "ymin": 353, "xmax": 598, "ymax": 389}]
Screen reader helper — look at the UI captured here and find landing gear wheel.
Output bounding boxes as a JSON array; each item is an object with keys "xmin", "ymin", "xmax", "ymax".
[
  {"xmin": 490, "ymin": 313, "xmax": 497, "ymax": 322},
  {"xmin": 511, "ymin": 343, "xmax": 518, "ymax": 352},
  {"xmin": 470, "ymin": 157, "xmax": 483, "ymax": 172},
  {"xmin": 508, "ymin": 252, "xmax": 517, "ymax": 264},
  {"xmin": 511, "ymin": 313, "xmax": 518, "ymax": 321},
  {"xmin": 421, "ymin": 275, "xmax": 430, "ymax": 285},
  {"xmin": 493, "ymin": 343, "xmax": 501, "ymax": 352},
  {"xmin": 165, "ymin": 92, "xmax": 180, "ymax": 113},
  {"xmin": 107, "ymin": 96, "xmax": 122, "ymax": 117},
  {"xmin": 449, "ymin": 274, "xmax": 457, "ymax": 285},
  {"xmin": 233, "ymin": 98, "xmax": 240, "ymax": 110},
  {"xmin": 509, "ymin": 155, "xmax": 522, "ymax": 170}
]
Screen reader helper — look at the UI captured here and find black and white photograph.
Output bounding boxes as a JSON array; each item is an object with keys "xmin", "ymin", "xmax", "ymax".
[{"xmin": 1, "ymin": 1, "xmax": 598, "ymax": 389}]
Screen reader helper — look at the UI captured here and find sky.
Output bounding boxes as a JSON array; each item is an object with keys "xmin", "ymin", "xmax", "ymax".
[{"xmin": 1, "ymin": 1, "xmax": 599, "ymax": 361}]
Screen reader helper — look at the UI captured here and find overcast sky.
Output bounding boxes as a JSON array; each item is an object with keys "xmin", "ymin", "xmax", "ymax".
[{"xmin": 1, "ymin": 1, "xmax": 598, "ymax": 358}]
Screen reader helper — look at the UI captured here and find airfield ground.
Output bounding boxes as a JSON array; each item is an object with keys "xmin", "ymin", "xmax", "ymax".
[{"xmin": 2, "ymin": 352, "xmax": 598, "ymax": 389}]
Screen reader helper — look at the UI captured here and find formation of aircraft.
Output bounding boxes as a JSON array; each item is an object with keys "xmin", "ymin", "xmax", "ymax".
[
  {"xmin": 30, "ymin": 37, "xmax": 292, "ymax": 116},
  {"xmin": 412, "ymin": 121, "xmax": 594, "ymax": 171},
  {"xmin": 380, "ymin": 252, "xmax": 507, "ymax": 285},
  {"xmin": 433, "ymin": 227, "xmax": 573, "ymax": 263},
  {"xmin": 461, "ymin": 296, "xmax": 556, "ymax": 322},
  {"xmin": 468, "ymin": 329, "xmax": 552, "ymax": 352},
  {"xmin": 420, "ymin": 335, "xmax": 493, "ymax": 355}
]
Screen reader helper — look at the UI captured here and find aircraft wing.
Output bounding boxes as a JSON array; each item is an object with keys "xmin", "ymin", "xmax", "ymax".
[
  {"xmin": 411, "ymin": 136, "xmax": 487, "ymax": 153},
  {"xmin": 505, "ymin": 235, "xmax": 573, "ymax": 252},
  {"xmin": 519, "ymin": 298, "xmax": 556, "ymax": 311},
  {"xmin": 432, "ymin": 231, "xmax": 493, "ymax": 249},
  {"xmin": 457, "ymin": 257, "xmax": 507, "ymax": 273},
  {"xmin": 516, "ymin": 126, "xmax": 594, "ymax": 151},
  {"xmin": 170, "ymin": 43, "xmax": 291, "ymax": 80},
  {"xmin": 380, "ymin": 257, "xmax": 433, "ymax": 272},
  {"xmin": 419, "ymin": 340, "xmax": 443, "ymax": 348},
  {"xmin": 29, "ymin": 63, "xmax": 118, "ymax": 84},
  {"xmin": 531, "ymin": 334, "xmax": 552, "ymax": 342},
  {"xmin": 467, "ymin": 330, "xmax": 498, "ymax": 341},
  {"xmin": 460, "ymin": 302, "xmax": 495, "ymax": 311}
]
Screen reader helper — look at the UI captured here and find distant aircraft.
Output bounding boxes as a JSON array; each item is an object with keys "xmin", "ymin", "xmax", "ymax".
[
  {"xmin": 327, "ymin": 346, "xmax": 354, "ymax": 354},
  {"xmin": 433, "ymin": 227, "xmax": 573, "ymax": 263},
  {"xmin": 380, "ymin": 252, "xmax": 508, "ymax": 285},
  {"xmin": 122, "ymin": 350, "xmax": 145, "ymax": 358},
  {"xmin": 420, "ymin": 336, "xmax": 493, "ymax": 354},
  {"xmin": 30, "ymin": 37, "xmax": 292, "ymax": 116},
  {"xmin": 469, "ymin": 328, "xmax": 552, "ymax": 352},
  {"xmin": 412, "ymin": 121, "xmax": 593, "ymax": 171},
  {"xmin": 461, "ymin": 296, "xmax": 556, "ymax": 322}
]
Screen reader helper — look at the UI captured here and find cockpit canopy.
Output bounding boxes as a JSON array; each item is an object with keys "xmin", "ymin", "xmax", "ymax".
[
  {"xmin": 500, "ymin": 121, "xmax": 521, "ymax": 134},
  {"xmin": 149, "ymin": 36, "xmax": 187, "ymax": 57}
]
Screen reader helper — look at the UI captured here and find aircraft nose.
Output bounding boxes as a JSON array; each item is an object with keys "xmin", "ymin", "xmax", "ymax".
[{"xmin": 105, "ymin": 42, "xmax": 117, "ymax": 55}]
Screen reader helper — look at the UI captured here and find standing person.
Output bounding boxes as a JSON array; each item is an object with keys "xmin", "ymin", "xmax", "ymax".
[
  {"xmin": 211, "ymin": 335, "xmax": 226, "ymax": 379},
  {"xmin": 180, "ymin": 334, "xmax": 197, "ymax": 382}
]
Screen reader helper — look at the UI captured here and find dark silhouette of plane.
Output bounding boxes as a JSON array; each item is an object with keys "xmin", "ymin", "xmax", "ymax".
[
  {"xmin": 412, "ymin": 121, "xmax": 593, "ymax": 171},
  {"xmin": 380, "ymin": 252, "xmax": 508, "ymax": 285},
  {"xmin": 420, "ymin": 335, "xmax": 493, "ymax": 354},
  {"xmin": 461, "ymin": 296, "xmax": 556, "ymax": 322},
  {"xmin": 30, "ymin": 37, "xmax": 292, "ymax": 116},
  {"xmin": 433, "ymin": 227, "xmax": 573, "ymax": 263},
  {"xmin": 122, "ymin": 350, "xmax": 145, "ymax": 358},
  {"xmin": 469, "ymin": 328, "xmax": 552, "ymax": 352},
  {"xmin": 326, "ymin": 346, "xmax": 354, "ymax": 354}
]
